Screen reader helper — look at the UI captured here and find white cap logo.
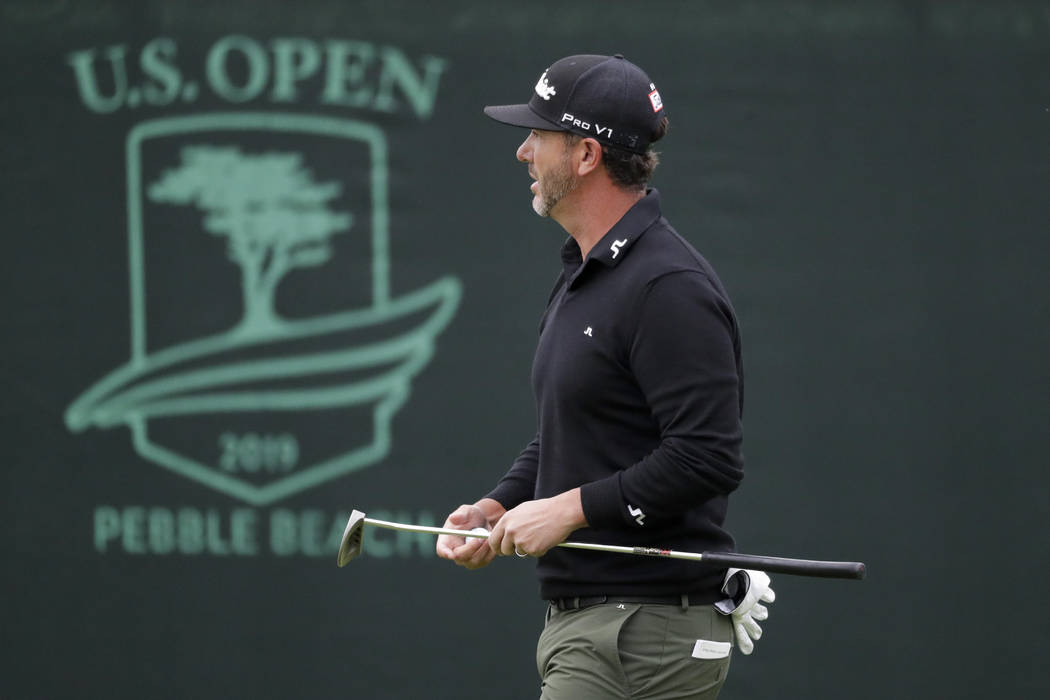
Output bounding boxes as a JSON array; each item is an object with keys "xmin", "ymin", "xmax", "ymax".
[{"xmin": 534, "ymin": 70, "xmax": 557, "ymax": 101}]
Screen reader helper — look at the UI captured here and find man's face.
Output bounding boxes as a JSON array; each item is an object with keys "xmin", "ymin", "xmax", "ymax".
[{"xmin": 516, "ymin": 129, "xmax": 578, "ymax": 218}]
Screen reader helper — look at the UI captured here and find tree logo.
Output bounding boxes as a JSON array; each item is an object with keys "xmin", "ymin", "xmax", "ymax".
[
  {"xmin": 65, "ymin": 113, "xmax": 461, "ymax": 505},
  {"xmin": 149, "ymin": 146, "xmax": 354, "ymax": 334}
]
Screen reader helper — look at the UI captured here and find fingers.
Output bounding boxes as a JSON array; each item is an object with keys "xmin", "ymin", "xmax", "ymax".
[
  {"xmin": 459, "ymin": 539, "xmax": 496, "ymax": 570},
  {"xmin": 733, "ymin": 619, "xmax": 755, "ymax": 655},
  {"xmin": 487, "ymin": 520, "xmax": 508, "ymax": 556},
  {"xmin": 739, "ymin": 614, "xmax": 763, "ymax": 641},
  {"xmin": 445, "ymin": 504, "xmax": 484, "ymax": 529},
  {"xmin": 445, "ymin": 536, "xmax": 495, "ymax": 570},
  {"xmin": 437, "ymin": 532, "xmax": 496, "ymax": 569},
  {"xmin": 733, "ymin": 614, "xmax": 762, "ymax": 655},
  {"xmin": 435, "ymin": 533, "xmax": 465, "ymax": 560},
  {"xmin": 485, "ymin": 498, "xmax": 579, "ymax": 557},
  {"xmin": 437, "ymin": 505, "xmax": 492, "ymax": 565},
  {"xmin": 487, "ymin": 520, "xmax": 532, "ymax": 557}
]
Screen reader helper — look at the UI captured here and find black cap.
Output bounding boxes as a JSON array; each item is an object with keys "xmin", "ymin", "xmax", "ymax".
[{"xmin": 483, "ymin": 54, "xmax": 666, "ymax": 154}]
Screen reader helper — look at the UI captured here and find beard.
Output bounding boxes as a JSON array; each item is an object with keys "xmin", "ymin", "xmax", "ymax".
[{"xmin": 533, "ymin": 153, "xmax": 579, "ymax": 217}]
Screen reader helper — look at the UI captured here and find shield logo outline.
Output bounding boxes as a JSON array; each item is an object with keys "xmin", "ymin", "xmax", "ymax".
[{"xmin": 66, "ymin": 112, "xmax": 461, "ymax": 505}]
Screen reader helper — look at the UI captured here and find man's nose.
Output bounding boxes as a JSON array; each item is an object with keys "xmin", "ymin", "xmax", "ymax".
[{"xmin": 516, "ymin": 135, "xmax": 532, "ymax": 163}]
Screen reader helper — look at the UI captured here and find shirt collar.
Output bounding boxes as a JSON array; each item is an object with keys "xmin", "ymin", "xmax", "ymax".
[
  {"xmin": 588, "ymin": 188, "xmax": 662, "ymax": 267},
  {"xmin": 559, "ymin": 188, "xmax": 663, "ymax": 282}
]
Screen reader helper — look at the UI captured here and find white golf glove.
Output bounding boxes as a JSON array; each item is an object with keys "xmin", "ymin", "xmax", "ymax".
[{"xmin": 714, "ymin": 568, "xmax": 776, "ymax": 655}]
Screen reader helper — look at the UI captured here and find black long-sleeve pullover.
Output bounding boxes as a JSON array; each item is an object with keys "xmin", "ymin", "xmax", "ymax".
[{"xmin": 487, "ymin": 189, "xmax": 744, "ymax": 600}]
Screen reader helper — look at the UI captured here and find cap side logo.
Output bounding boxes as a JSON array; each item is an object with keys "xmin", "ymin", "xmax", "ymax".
[
  {"xmin": 648, "ymin": 86, "xmax": 664, "ymax": 113},
  {"xmin": 535, "ymin": 70, "xmax": 557, "ymax": 101}
]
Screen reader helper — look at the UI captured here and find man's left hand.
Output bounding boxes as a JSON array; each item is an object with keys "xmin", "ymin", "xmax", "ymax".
[{"xmin": 487, "ymin": 489, "xmax": 586, "ymax": 557}]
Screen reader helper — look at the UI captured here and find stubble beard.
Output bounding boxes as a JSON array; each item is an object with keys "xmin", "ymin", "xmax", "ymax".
[{"xmin": 533, "ymin": 154, "xmax": 579, "ymax": 218}]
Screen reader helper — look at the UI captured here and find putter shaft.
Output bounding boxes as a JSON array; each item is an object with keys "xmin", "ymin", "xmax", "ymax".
[
  {"xmin": 361, "ymin": 516, "xmax": 865, "ymax": 579},
  {"xmin": 365, "ymin": 516, "xmax": 694, "ymax": 559}
]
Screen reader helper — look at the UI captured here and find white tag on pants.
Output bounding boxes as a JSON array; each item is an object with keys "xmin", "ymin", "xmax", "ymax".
[{"xmin": 692, "ymin": 639, "xmax": 731, "ymax": 660}]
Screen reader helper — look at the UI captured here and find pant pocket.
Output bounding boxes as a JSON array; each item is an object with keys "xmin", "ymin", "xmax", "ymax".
[
  {"xmin": 617, "ymin": 605, "xmax": 672, "ymax": 696},
  {"xmin": 626, "ymin": 606, "xmax": 733, "ymax": 699}
]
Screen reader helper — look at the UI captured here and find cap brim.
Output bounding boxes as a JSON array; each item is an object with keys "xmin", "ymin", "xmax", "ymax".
[{"xmin": 483, "ymin": 103, "xmax": 564, "ymax": 131}]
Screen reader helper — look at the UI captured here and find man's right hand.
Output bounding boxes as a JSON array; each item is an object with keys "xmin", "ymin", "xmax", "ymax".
[{"xmin": 436, "ymin": 503, "xmax": 500, "ymax": 570}]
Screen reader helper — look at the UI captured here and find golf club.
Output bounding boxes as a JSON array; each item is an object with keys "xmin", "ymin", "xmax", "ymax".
[{"xmin": 337, "ymin": 509, "xmax": 866, "ymax": 580}]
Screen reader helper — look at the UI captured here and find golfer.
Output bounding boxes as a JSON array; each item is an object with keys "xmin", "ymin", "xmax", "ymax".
[{"xmin": 437, "ymin": 54, "xmax": 773, "ymax": 699}]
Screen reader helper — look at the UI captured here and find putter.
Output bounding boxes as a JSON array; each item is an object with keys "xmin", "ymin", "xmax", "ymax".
[{"xmin": 337, "ymin": 509, "xmax": 866, "ymax": 580}]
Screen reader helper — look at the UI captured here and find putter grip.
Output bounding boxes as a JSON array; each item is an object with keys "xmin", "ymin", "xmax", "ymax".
[{"xmin": 701, "ymin": 552, "xmax": 866, "ymax": 580}]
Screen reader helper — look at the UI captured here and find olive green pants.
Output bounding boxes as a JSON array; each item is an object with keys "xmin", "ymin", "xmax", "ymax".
[{"xmin": 536, "ymin": 602, "xmax": 733, "ymax": 700}]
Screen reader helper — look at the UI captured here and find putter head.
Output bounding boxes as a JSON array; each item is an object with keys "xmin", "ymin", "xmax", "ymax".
[{"xmin": 337, "ymin": 510, "xmax": 367, "ymax": 567}]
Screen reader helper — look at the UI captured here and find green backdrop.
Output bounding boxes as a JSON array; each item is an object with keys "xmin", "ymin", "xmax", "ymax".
[{"xmin": 3, "ymin": 1, "xmax": 1048, "ymax": 698}]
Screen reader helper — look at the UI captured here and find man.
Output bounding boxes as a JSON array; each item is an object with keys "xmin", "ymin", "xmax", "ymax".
[{"xmin": 437, "ymin": 54, "xmax": 773, "ymax": 699}]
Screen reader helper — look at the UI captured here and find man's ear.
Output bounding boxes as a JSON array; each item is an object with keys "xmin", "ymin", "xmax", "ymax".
[{"xmin": 575, "ymin": 138, "xmax": 603, "ymax": 177}]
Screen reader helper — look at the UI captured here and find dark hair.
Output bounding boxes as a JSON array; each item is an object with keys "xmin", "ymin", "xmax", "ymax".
[{"xmin": 565, "ymin": 117, "xmax": 668, "ymax": 190}]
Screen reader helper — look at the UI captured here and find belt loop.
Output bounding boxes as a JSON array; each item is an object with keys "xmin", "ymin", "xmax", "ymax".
[
  {"xmin": 680, "ymin": 594, "xmax": 689, "ymax": 611},
  {"xmin": 572, "ymin": 596, "xmax": 580, "ymax": 610}
]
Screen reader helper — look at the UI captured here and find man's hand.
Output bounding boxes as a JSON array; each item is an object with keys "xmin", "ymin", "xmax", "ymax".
[
  {"xmin": 487, "ymin": 488, "xmax": 586, "ymax": 558},
  {"xmin": 715, "ymin": 568, "xmax": 776, "ymax": 655},
  {"xmin": 435, "ymin": 500, "xmax": 503, "ymax": 570}
]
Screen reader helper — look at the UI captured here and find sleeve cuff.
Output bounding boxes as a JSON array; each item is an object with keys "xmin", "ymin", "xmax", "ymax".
[
  {"xmin": 580, "ymin": 474, "xmax": 628, "ymax": 529},
  {"xmin": 485, "ymin": 482, "xmax": 527, "ymax": 510}
]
